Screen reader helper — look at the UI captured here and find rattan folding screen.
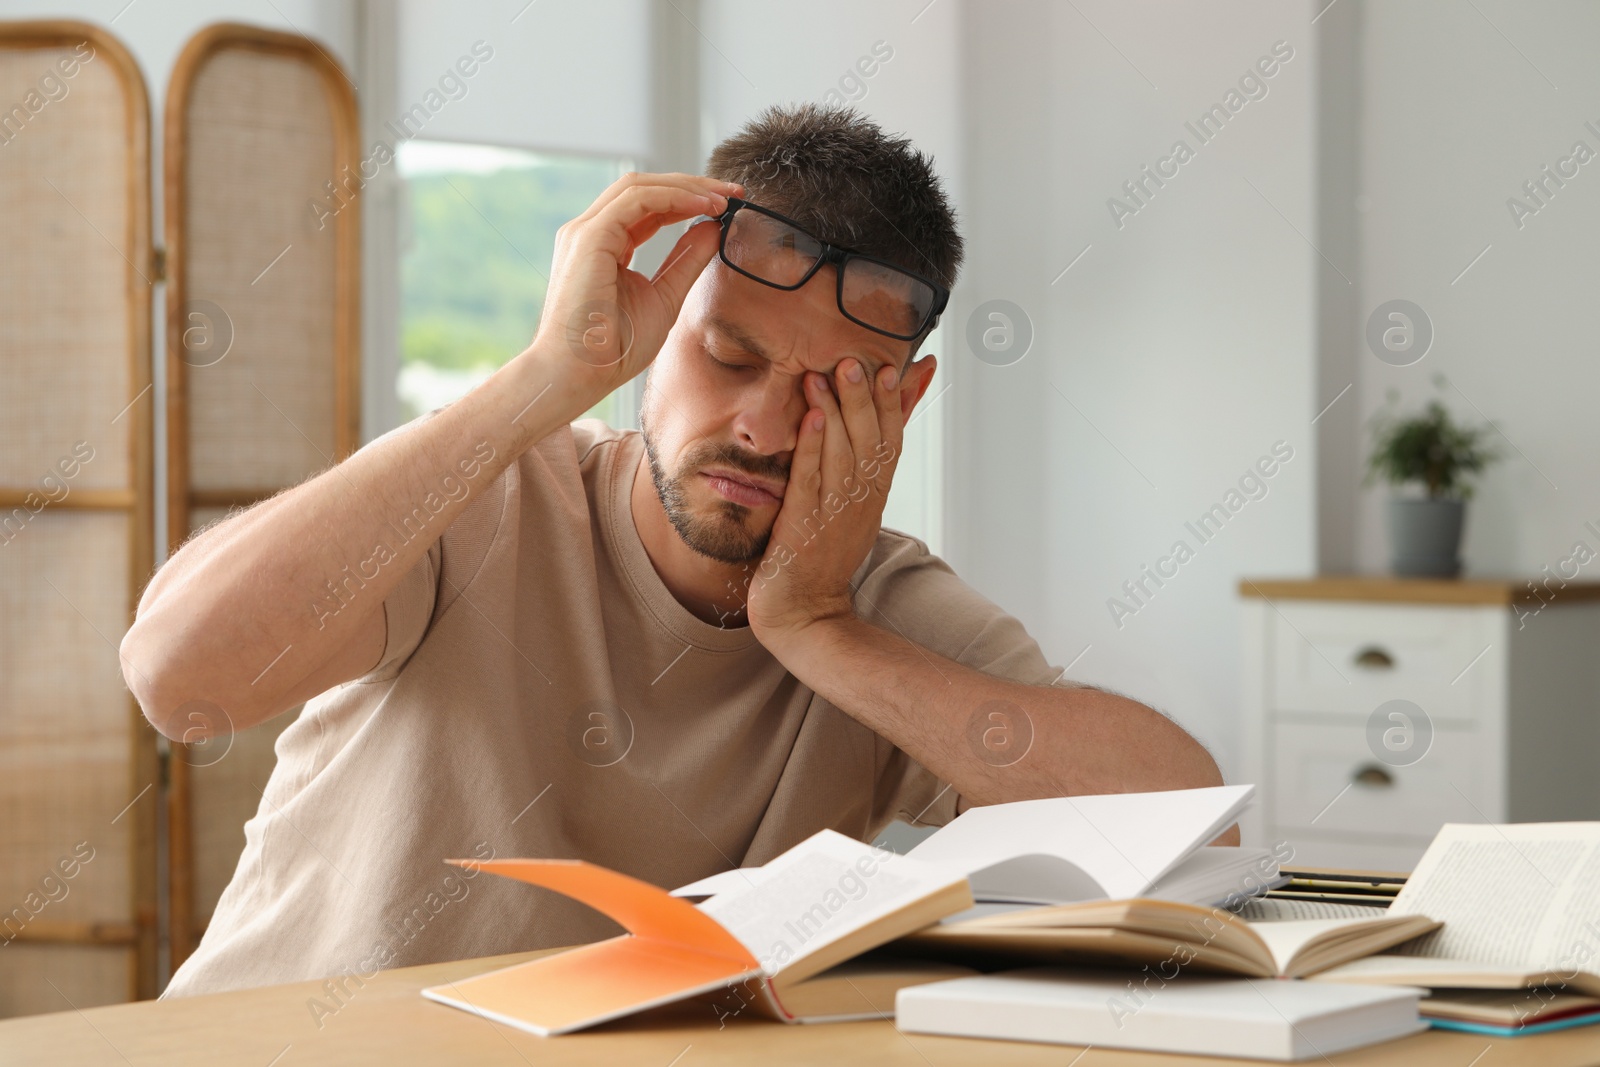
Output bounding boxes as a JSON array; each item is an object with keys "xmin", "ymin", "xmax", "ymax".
[
  {"xmin": 0, "ymin": 22, "xmax": 158, "ymax": 1014},
  {"xmin": 163, "ymin": 23, "xmax": 361, "ymax": 970},
  {"xmin": 0, "ymin": 17, "xmax": 359, "ymax": 1012}
]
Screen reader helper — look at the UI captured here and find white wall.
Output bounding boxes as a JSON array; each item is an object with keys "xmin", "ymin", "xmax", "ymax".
[
  {"xmin": 952, "ymin": 0, "xmax": 1319, "ymax": 779},
  {"xmin": 1351, "ymin": 0, "xmax": 1600, "ymax": 580},
  {"xmin": 394, "ymin": 0, "xmax": 651, "ymax": 158}
]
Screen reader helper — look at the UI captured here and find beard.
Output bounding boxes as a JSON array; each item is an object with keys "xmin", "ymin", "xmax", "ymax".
[{"xmin": 638, "ymin": 398, "xmax": 787, "ymax": 565}]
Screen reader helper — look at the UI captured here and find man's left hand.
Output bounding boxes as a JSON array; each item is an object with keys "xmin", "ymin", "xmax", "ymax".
[{"xmin": 746, "ymin": 357, "xmax": 905, "ymax": 648}]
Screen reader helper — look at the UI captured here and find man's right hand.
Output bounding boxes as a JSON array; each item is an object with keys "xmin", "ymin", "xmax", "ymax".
[{"xmin": 526, "ymin": 172, "xmax": 744, "ymax": 416}]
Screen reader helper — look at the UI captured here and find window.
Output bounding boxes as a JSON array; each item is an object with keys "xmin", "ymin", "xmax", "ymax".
[
  {"xmin": 881, "ymin": 339, "xmax": 945, "ymax": 556},
  {"xmin": 395, "ymin": 140, "xmax": 633, "ymax": 425}
]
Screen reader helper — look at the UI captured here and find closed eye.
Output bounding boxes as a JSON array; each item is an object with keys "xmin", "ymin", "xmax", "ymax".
[{"xmin": 708, "ymin": 351, "xmax": 759, "ymax": 373}]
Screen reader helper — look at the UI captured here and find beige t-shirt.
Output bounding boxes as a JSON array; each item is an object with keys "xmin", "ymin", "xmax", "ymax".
[{"xmin": 165, "ymin": 419, "xmax": 1062, "ymax": 997}]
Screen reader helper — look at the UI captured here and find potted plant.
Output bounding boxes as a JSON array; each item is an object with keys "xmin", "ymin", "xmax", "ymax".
[{"xmin": 1366, "ymin": 389, "xmax": 1501, "ymax": 577}]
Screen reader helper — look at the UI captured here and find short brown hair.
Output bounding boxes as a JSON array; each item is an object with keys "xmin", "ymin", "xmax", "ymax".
[{"xmin": 706, "ymin": 103, "xmax": 964, "ymax": 300}]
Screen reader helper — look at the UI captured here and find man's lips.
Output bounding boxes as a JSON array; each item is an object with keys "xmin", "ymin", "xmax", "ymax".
[{"xmin": 701, "ymin": 467, "xmax": 785, "ymax": 507}]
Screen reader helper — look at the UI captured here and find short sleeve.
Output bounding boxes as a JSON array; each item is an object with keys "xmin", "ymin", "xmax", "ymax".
[
  {"xmin": 859, "ymin": 530, "xmax": 1065, "ymax": 829},
  {"xmin": 356, "ymin": 537, "xmax": 442, "ymax": 685},
  {"xmin": 344, "ymin": 412, "xmax": 449, "ymax": 687}
]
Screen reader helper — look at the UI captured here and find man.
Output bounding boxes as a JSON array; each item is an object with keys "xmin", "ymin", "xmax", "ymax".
[{"xmin": 124, "ymin": 104, "xmax": 1230, "ymax": 998}]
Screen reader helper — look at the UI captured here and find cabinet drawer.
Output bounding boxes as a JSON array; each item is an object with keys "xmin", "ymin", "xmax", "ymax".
[
  {"xmin": 1269, "ymin": 602, "xmax": 1498, "ymax": 723},
  {"xmin": 1269, "ymin": 720, "xmax": 1497, "ymax": 839}
]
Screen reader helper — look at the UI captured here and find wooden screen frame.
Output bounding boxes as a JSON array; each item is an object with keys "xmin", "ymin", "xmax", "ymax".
[
  {"xmin": 0, "ymin": 20, "xmax": 157, "ymax": 1000},
  {"xmin": 162, "ymin": 21, "xmax": 362, "ymax": 970}
]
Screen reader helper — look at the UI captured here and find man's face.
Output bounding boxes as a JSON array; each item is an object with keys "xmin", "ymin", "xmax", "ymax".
[{"xmin": 639, "ymin": 260, "xmax": 924, "ymax": 564}]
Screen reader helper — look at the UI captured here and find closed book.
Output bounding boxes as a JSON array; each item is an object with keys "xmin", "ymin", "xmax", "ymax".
[
  {"xmin": 895, "ymin": 967, "xmax": 1428, "ymax": 1061},
  {"xmin": 1420, "ymin": 987, "xmax": 1600, "ymax": 1036}
]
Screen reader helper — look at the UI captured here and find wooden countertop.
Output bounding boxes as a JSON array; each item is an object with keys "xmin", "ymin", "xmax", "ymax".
[
  {"xmin": 5, "ymin": 945, "xmax": 1600, "ymax": 1065},
  {"xmin": 1239, "ymin": 575, "xmax": 1600, "ymax": 607}
]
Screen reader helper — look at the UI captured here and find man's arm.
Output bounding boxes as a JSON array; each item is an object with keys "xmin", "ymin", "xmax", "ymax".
[
  {"xmin": 760, "ymin": 613, "xmax": 1226, "ymax": 805},
  {"xmin": 123, "ymin": 357, "xmax": 564, "ymax": 739},
  {"xmin": 121, "ymin": 172, "xmax": 742, "ymax": 739}
]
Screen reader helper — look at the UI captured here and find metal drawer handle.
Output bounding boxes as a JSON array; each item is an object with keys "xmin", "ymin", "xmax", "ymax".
[
  {"xmin": 1352, "ymin": 763, "xmax": 1395, "ymax": 788},
  {"xmin": 1353, "ymin": 646, "xmax": 1395, "ymax": 670}
]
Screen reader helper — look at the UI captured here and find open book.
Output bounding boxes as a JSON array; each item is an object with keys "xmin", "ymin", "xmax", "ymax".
[
  {"xmin": 419, "ymin": 830, "xmax": 972, "ymax": 1035},
  {"xmin": 675, "ymin": 785, "xmax": 1273, "ymax": 909},
  {"xmin": 1312, "ymin": 822, "xmax": 1600, "ymax": 997},
  {"xmin": 905, "ymin": 784, "xmax": 1275, "ymax": 906},
  {"xmin": 894, "ymin": 894, "xmax": 1437, "ymax": 978}
]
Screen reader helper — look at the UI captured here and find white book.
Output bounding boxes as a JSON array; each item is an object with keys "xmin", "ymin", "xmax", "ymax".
[
  {"xmin": 896, "ymin": 967, "xmax": 1427, "ymax": 1061},
  {"xmin": 675, "ymin": 785, "xmax": 1267, "ymax": 908},
  {"xmin": 694, "ymin": 830, "xmax": 958, "ymax": 981},
  {"xmin": 905, "ymin": 784, "xmax": 1260, "ymax": 905}
]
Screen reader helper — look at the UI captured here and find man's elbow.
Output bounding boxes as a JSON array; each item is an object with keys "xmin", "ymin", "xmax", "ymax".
[
  {"xmin": 1172, "ymin": 725, "xmax": 1226, "ymax": 792},
  {"xmin": 119, "ymin": 619, "xmax": 234, "ymax": 743},
  {"xmin": 120, "ymin": 622, "xmax": 184, "ymax": 740},
  {"xmin": 1119, "ymin": 697, "xmax": 1224, "ymax": 792}
]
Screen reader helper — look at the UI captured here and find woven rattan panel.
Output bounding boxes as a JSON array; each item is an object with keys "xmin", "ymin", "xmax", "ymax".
[
  {"xmin": 0, "ymin": 26, "xmax": 153, "ymax": 1016},
  {"xmin": 180, "ymin": 47, "xmax": 341, "ymax": 489},
  {"xmin": 0, "ymin": 48, "xmax": 131, "ymax": 483},
  {"xmin": 166, "ymin": 26, "xmax": 357, "ymax": 965},
  {"xmin": 0, "ymin": 514, "xmax": 136, "ymax": 1013}
]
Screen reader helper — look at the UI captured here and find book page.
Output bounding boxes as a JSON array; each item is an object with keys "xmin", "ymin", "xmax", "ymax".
[
  {"xmin": 670, "ymin": 866, "xmax": 769, "ymax": 899},
  {"xmin": 697, "ymin": 829, "xmax": 957, "ymax": 976},
  {"xmin": 906, "ymin": 785, "xmax": 1253, "ymax": 902},
  {"xmin": 1388, "ymin": 823, "xmax": 1600, "ymax": 970},
  {"xmin": 1315, "ymin": 955, "xmax": 1542, "ymax": 985},
  {"xmin": 1148, "ymin": 847, "xmax": 1283, "ymax": 906},
  {"xmin": 1235, "ymin": 898, "xmax": 1387, "ymax": 922},
  {"xmin": 1249, "ymin": 918, "xmax": 1385, "ymax": 974}
]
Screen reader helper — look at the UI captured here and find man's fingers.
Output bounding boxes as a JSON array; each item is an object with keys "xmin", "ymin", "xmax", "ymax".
[
  {"xmin": 805, "ymin": 372, "xmax": 855, "ymax": 495},
  {"xmin": 576, "ymin": 171, "xmax": 740, "ymax": 225},
  {"xmin": 782, "ymin": 407, "xmax": 826, "ymax": 537},
  {"xmin": 648, "ymin": 220, "xmax": 721, "ymax": 316},
  {"xmin": 834, "ymin": 358, "xmax": 882, "ymax": 463},
  {"xmin": 873, "ymin": 363, "xmax": 901, "ymax": 424},
  {"xmin": 575, "ymin": 171, "xmax": 710, "ymax": 222},
  {"xmin": 872, "ymin": 362, "xmax": 905, "ymax": 486},
  {"xmin": 588, "ymin": 186, "xmax": 729, "ymax": 262}
]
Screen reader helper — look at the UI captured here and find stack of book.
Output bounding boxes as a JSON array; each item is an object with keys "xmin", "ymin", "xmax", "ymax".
[
  {"xmin": 417, "ymin": 785, "xmax": 1600, "ymax": 1060},
  {"xmin": 1419, "ymin": 987, "xmax": 1600, "ymax": 1036}
]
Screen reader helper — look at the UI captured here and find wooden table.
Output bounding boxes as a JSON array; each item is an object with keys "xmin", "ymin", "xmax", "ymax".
[{"xmin": 4, "ymin": 949, "xmax": 1600, "ymax": 1065}]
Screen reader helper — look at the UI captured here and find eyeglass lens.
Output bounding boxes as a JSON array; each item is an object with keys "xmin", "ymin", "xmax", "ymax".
[{"xmin": 723, "ymin": 206, "xmax": 935, "ymax": 338}]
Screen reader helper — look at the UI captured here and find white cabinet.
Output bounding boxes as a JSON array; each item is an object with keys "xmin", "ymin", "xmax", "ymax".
[{"xmin": 1238, "ymin": 578, "xmax": 1600, "ymax": 871}]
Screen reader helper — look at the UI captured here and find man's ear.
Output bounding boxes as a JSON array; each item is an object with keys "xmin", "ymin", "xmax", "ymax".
[{"xmin": 898, "ymin": 354, "xmax": 937, "ymax": 423}]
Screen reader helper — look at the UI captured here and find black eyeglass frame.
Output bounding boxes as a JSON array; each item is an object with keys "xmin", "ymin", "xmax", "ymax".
[{"xmin": 712, "ymin": 197, "xmax": 950, "ymax": 343}]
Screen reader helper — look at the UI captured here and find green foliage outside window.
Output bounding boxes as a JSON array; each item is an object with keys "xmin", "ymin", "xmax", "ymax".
[{"xmin": 397, "ymin": 145, "xmax": 628, "ymax": 421}]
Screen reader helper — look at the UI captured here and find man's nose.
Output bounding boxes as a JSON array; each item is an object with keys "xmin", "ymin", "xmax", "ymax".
[{"xmin": 731, "ymin": 370, "xmax": 809, "ymax": 458}]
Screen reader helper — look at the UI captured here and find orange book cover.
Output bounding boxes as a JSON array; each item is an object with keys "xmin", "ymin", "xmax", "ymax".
[
  {"xmin": 420, "ymin": 831, "xmax": 975, "ymax": 1035},
  {"xmin": 420, "ymin": 859, "xmax": 766, "ymax": 1035}
]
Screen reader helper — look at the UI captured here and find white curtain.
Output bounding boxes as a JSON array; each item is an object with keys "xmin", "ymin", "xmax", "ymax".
[{"xmin": 396, "ymin": 0, "xmax": 651, "ymax": 158}]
